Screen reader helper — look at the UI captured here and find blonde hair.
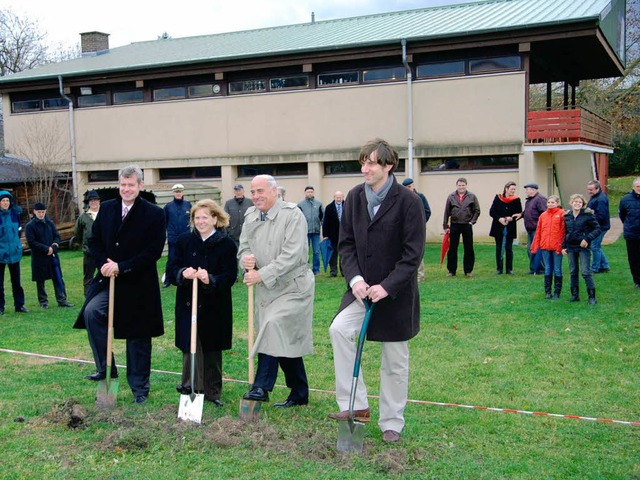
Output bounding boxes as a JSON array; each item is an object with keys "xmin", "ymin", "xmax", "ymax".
[
  {"xmin": 569, "ymin": 193, "xmax": 586, "ymax": 208},
  {"xmin": 190, "ymin": 199, "xmax": 229, "ymax": 229},
  {"xmin": 548, "ymin": 195, "xmax": 560, "ymax": 205}
]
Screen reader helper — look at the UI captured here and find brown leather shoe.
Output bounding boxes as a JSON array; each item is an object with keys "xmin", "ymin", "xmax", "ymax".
[
  {"xmin": 327, "ymin": 408, "xmax": 370, "ymax": 422},
  {"xmin": 382, "ymin": 430, "xmax": 401, "ymax": 443}
]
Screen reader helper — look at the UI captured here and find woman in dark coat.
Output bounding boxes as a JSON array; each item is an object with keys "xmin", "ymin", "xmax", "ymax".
[
  {"xmin": 489, "ymin": 181, "xmax": 523, "ymax": 274},
  {"xmin": 562, "ymin": 193, "xmax": 601, "ymax": 304},
  {"xmin": 167, "ymin": 199, "xmax": 238, "ymax": 405}
]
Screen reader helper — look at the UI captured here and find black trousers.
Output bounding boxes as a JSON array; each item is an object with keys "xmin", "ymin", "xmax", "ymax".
[
  {"xmin": 252, "ymin": 353, "xmax": 309, "ymax": 403},
  {"xmin": 82, "ymin": 253, "xmax": 97, "ymax": 297},
  {"xmin": 180, "ymin": 346, "xmax": 223, "ymax": 401},
  {"xmin": 0, "ymin": 262, "xmax": 25, "ymax": 310},
  {"xmin": 625, "ymin": 238, "xmax": 640, "ymax": 285},
  {"xmin": 447, "ymin": 223, "xmax": 475, "ymax": 275},
  {"xmin": 84, "ymin": 289, "xmax": 152, "ymax": 397}
]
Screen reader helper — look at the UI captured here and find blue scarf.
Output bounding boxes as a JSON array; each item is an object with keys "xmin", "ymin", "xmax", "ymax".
[{"xmin": 364, "ymin": 175, "xmax": 393, "ymax": 220}]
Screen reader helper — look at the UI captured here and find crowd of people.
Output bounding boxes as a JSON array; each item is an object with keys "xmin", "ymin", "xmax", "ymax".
[{"xmin": 1, "ymin": 153, "xmax": 638, "ymax": 443}]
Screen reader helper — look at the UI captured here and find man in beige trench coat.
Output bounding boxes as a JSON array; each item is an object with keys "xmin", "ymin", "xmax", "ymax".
[{"xmin": 238, "ymin": 174, "xmax": 315, "ymax": 407}]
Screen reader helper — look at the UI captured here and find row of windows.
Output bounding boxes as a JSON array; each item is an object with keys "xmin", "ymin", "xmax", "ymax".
[
  {"xmin": 86, "ymin": 155, "xmax": 517, "ymax": 183},
  {"xmin": 11, "ymin": 55, "xmax": 521, "ymax": 113}
]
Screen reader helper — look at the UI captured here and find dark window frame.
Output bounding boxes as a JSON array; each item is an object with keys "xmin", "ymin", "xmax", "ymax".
[{"xmin": 420, "ymin": 155, "xmax": 519, "ymax": 172}]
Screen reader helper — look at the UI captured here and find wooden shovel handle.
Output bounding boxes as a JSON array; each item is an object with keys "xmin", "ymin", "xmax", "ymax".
[
  {"xmin": 190, "ymin": 278, "xmax": 198, "ymax": 354},
  {"xmin": 248, "ymin": 284, "xmax": 254, "ymax": 383},
  {"xmin": 106, "ymin": 275, "xmax": 115, "ymax": 370}
]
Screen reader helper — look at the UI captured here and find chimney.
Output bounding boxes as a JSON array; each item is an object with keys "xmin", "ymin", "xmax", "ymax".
[{"xmin": 80, "ymin": 32, "xmax": 110, "ymax": 55}]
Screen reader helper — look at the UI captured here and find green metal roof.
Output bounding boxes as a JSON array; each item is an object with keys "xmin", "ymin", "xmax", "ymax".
[{"xmin": 0, "ymin": 0, "xmax": 617, "ymax": 83}]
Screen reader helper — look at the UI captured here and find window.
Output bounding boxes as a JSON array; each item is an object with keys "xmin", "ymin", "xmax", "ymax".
[
  {"xmin": 469, "ymin": 56, "xmax": 521, "ymax": 74},
  {"xmin": 270, "ymin": 76, "xmax": 309, "ymax": 90},
  {"xmin": 417, "ymin": 61, "xmax": 466, "ymax": 78},
  {"xmin": 88, "ymin": 170, "xmax": 119, "ymax": 182},
  {"xmin": 113, "ymin": 90, "xmax": 144, "ymax": 105},
  {"xmin": 421, "ymin": 155, "xmax": 518, "ymax": 172},
  {"xmin": 324, "ymin": 159, "xmax": 405, "ymax": 175},
  {"xmin": 317, "ymin": 72, "xmax": 358, "ymax": 86},
  {"xmin": 43, "ymin": 98, "xmax": 69, "ymax": 110},
  {"xmin": 159, "ymin": 166, "xmax": 221, "ymax": 180},
  {"xmin": 153, "ymin": 87, "xmax": 186, "ymax": 101},
  {"xmin": 188, "ymin": 84, "xmax": 215, "ymax": 98},
  {"xmin": 12, "ymin": 100, "xmax": 41, "ymax": 113},
  {"xmin": 362, "ymin": 67, "xmax": 406, "ymax": 83},
  {"xmin": 237, "ymin": 163, "xmax": 308, "ymax": 178},
  {"xmin": 229, "ymin": 79, "xmax": 266, "ymax": 94},
  {"xmin": 78, "ymin": 94, "xmax": 107, "ymax": 107}
]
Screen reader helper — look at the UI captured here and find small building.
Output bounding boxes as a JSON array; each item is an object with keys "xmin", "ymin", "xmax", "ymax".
[{"xmin": 0, "ymin": 0, "xmax": 627, "ymax": 241}]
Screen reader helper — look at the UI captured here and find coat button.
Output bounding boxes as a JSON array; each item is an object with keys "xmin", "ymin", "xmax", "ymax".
[{"xmin": 115, "ymin": 242, "xmax": 119, "ymax": 246}]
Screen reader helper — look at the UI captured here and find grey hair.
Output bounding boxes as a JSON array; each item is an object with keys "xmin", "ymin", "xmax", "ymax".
[
  {"xmin": 254, "ymin": 174, "xmax": 277, "ymax": 188},
  {"xmin": 119, "ymin": 165, "xmax": 143, "ymax": 184},
  {"xmin": 587, "ymin": 180, "xmax": 601, "ymax": 190}
]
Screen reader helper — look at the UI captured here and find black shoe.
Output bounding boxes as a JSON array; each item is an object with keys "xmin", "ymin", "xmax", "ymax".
[
  {"xmin": 85, "ymin": 371, "xmax": 118, "ymax": 381},
  {"xmin": 176, "ymin": 384, "xmax": 192, "ymax": 395},
  {"xmin": 40, "ymin": 303, "xmax": 48, "ymax": 309},
  {"xmin": 58, "ymin": 301, "xmax": 74, "ymax": 307},
  {"xmin": 134, "ymin": 395, "xmax": 148, "ymax": 404},
  {"xmin": 163, "ymin": 283, "xmax": 171, "ymax": 288},
  {"xmin": 273, "ymin": 398, "xmax": 308, "ymax": 408},
  {"xmin": 243, "ymin": 387, "xmax": 269, "ymax": 402},
  {"xmin": 15, "ymin": 306, "xmax": 29, "ymax": 313},
  {"xmin": 207, "ymin": 398, "xmax": 224, "ymax": 407}
]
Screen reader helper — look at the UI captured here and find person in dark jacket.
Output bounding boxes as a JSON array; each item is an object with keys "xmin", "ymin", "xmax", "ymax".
[
  {"xmin": 619, "ymin": 177, "xmax": 640, "ymax": 289},
  {"xmin": 562, "ymin": 193, "xmax": 601, "ymax": 304},
  {"xmin": 0, "ymin": 190, "xmax": 27, "ymax": 314},
  {"xmin": 297, "ymin": 186, "xmax": 323, "ymax": 275},
  {"xmin": 586, "ymin": 180, "xmax": 611, "ymax": 273},
  {"xmin": 224, "ymin": 184, "xmax": 253, "ymax": 245},
  {"xmin": 489, "ymin": 181, "xmax": 523, "ymax": 274},
  {"xmin": 328, "ymin": 139, "xmax": 425, "ymax": 444},
  {"xmin": 25, "ymin": 203, "xmax": 73, "ymax": 309},
  {"xmin": 522, "ymin": 183, "xmax": 547, "ymax": 274},
  {"xmin": 443, "ymin": 178, "xmax": 481, "ymax": 277},
  {"xmin": 322, "ymin": 190, "xmax": 344, "ymax": 277},
  {"xmin": 163, "ymin": 184, "xmax": 192, "ymax": 287},
  {"xmin": 73, "ymin": 165, "xmax": 166, "ymax": 404},
  {"xmin": 167, "ymin": 199, "xmax": 238, "ymax": 406},
  {"xmin": 75, "ymin": 190, "xmax": 101, "ymax": 296}
]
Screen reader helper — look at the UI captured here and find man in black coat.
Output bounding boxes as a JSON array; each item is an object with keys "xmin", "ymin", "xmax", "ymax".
[
  {"xmin": 328, "ymin": 139, "xmax": 425, "ymax": 444},
  {"xmin": 322, "ymin": 190, "xmax": 344, "ymax": 277},
  {"xmin": 25, "ymin": 203, "xmax": 73, "ymax": 309},
  {"xmin": 73, "ymin": 165, "xmax": 166, "ymax": 404}
]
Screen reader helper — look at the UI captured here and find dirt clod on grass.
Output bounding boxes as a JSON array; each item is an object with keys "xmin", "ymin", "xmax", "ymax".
[{"xmin": 33, "ymin": 398, "xmax": 87, "ymax": 430}]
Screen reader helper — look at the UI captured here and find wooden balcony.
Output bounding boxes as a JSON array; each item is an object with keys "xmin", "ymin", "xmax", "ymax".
[{"xmin": 526, "ymin": 108, "xmax": 612, "ymax": 147}]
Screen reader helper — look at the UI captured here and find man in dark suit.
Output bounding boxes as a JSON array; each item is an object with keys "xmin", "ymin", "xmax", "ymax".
[
  {"xmin": 322, "ymin": 190, "xmax": 344, "ymax": 277},
  {"xmin": 328, "ymin": 139, "xmax": 425, "ymax": 443},
  {"xmin": 73, "ymin": 165, "xmax": 166, "ymax": 404}
]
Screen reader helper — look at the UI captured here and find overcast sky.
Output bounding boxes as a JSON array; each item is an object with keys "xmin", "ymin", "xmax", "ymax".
[{"xmin": 1, "ymin": 0, "xmax": 470, "ymax": 49}]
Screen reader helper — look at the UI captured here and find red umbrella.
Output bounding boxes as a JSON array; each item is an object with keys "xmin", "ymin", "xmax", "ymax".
[{"xmin": 440, "ymin": 231, "xmax": 450, "ymax": 265}]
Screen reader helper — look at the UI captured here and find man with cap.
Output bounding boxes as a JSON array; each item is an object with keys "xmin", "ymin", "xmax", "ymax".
[
  {"xmin": 224, "ymin": 184, "xmax": 253, "ymax": 245},
  {"xmin": 0, "ymin": 190, "xmax": 28, "ymax": 313},
  {"xmin": 25, "ymin": 202, "xmax": 73, "ymax": 309},
  {"xmin": 522, "ymin": 183, "xmax": 547, "ymax": 275},
  {"xmin": 402, "ymin": 178, "xmax": 431, "ymax": 282},
  {"xmin": 75, "ymin": 190, "xmax": 101, "ymax": 296},
  {"xmin": 163, "ymin": 184, "xmax": 192, "ymax": 287}
]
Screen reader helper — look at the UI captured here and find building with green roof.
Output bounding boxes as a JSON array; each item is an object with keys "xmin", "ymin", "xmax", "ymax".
[{"xmin": 0, "ymin": 0, "xmax": 627, "ymax": 241}]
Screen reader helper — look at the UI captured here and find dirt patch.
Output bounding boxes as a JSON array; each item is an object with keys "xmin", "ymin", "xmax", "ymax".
[{"xmin": 32, "ymin": 398, "xmax": 87, "ymax": 430}]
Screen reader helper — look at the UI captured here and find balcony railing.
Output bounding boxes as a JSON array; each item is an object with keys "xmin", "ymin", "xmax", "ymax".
[{"xmin": 527, "ymin": 108, "xmax": 612, "ymax": 147}]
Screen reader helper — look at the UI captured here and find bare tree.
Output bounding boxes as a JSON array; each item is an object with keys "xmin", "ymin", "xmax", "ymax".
[
  {"xmin": 11, "ymin": 116, "xmax": 75, "ymax": 223},
  {"xmin": 0, "ymin": 8, "xmax": 49, "ymax": 76}
]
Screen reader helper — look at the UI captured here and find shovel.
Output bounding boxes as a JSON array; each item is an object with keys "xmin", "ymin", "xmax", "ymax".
[
  {"xmin": 239, "ymin": 284, "xmax": 261, "ymax": 421},
  {"xmin": 337, "ymin": 299, "xmax": 375, "ymax": 453},
  {"xmin": 178, "ymin": 278, "xmax": 204, "ymax": 423},
  {"xmin": 96, "ymin": 276, "xmax": 119, "ymax": 408}
]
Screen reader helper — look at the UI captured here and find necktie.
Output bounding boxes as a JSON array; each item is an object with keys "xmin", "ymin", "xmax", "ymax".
[
  {"xmin": 260, "ymin": 212, "xmax": 266, "ymax": 221},
  {"xmin": 337, "ymin": 203, "xmax": 342, "ymax": 221},
  {"xmin": 122, "ymin": 206, "xmax": 129, "ymax": 220}
]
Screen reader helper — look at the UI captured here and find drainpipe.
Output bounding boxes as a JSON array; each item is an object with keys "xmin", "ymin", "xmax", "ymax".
[
  {"xmin": 401, "ymin": 39, "xmax": 414, "ymax": 179},
  {"xmin": 58, "ymin": 76, "xmax": 79, "ymax": 214}
]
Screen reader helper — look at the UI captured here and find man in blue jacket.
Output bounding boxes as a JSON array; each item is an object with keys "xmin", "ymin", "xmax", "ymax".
[
  {"xmin": 586, "ymin": 180, "xmax": 611, "ymax": 273},
  {"xmin": 619, "ymin": 177, "xmax": 640, "ymax": 289},
  {"xmin": 163, "ymin": 184, "xmax": 192, "ymax": 287},
  {"xmin": 0, "ymin": 191, "xmax": 27, "ymax": 314}
]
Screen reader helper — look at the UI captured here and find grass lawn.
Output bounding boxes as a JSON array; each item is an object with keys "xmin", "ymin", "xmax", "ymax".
[{"xmin": 0, "ymin": 239, "xmax": 638, "ymax": 479}]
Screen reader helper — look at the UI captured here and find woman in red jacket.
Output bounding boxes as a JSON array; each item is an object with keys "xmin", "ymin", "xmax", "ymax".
[{"xmin": 531, "ymin": 195, "xmax": 565, "ymax": 299}]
